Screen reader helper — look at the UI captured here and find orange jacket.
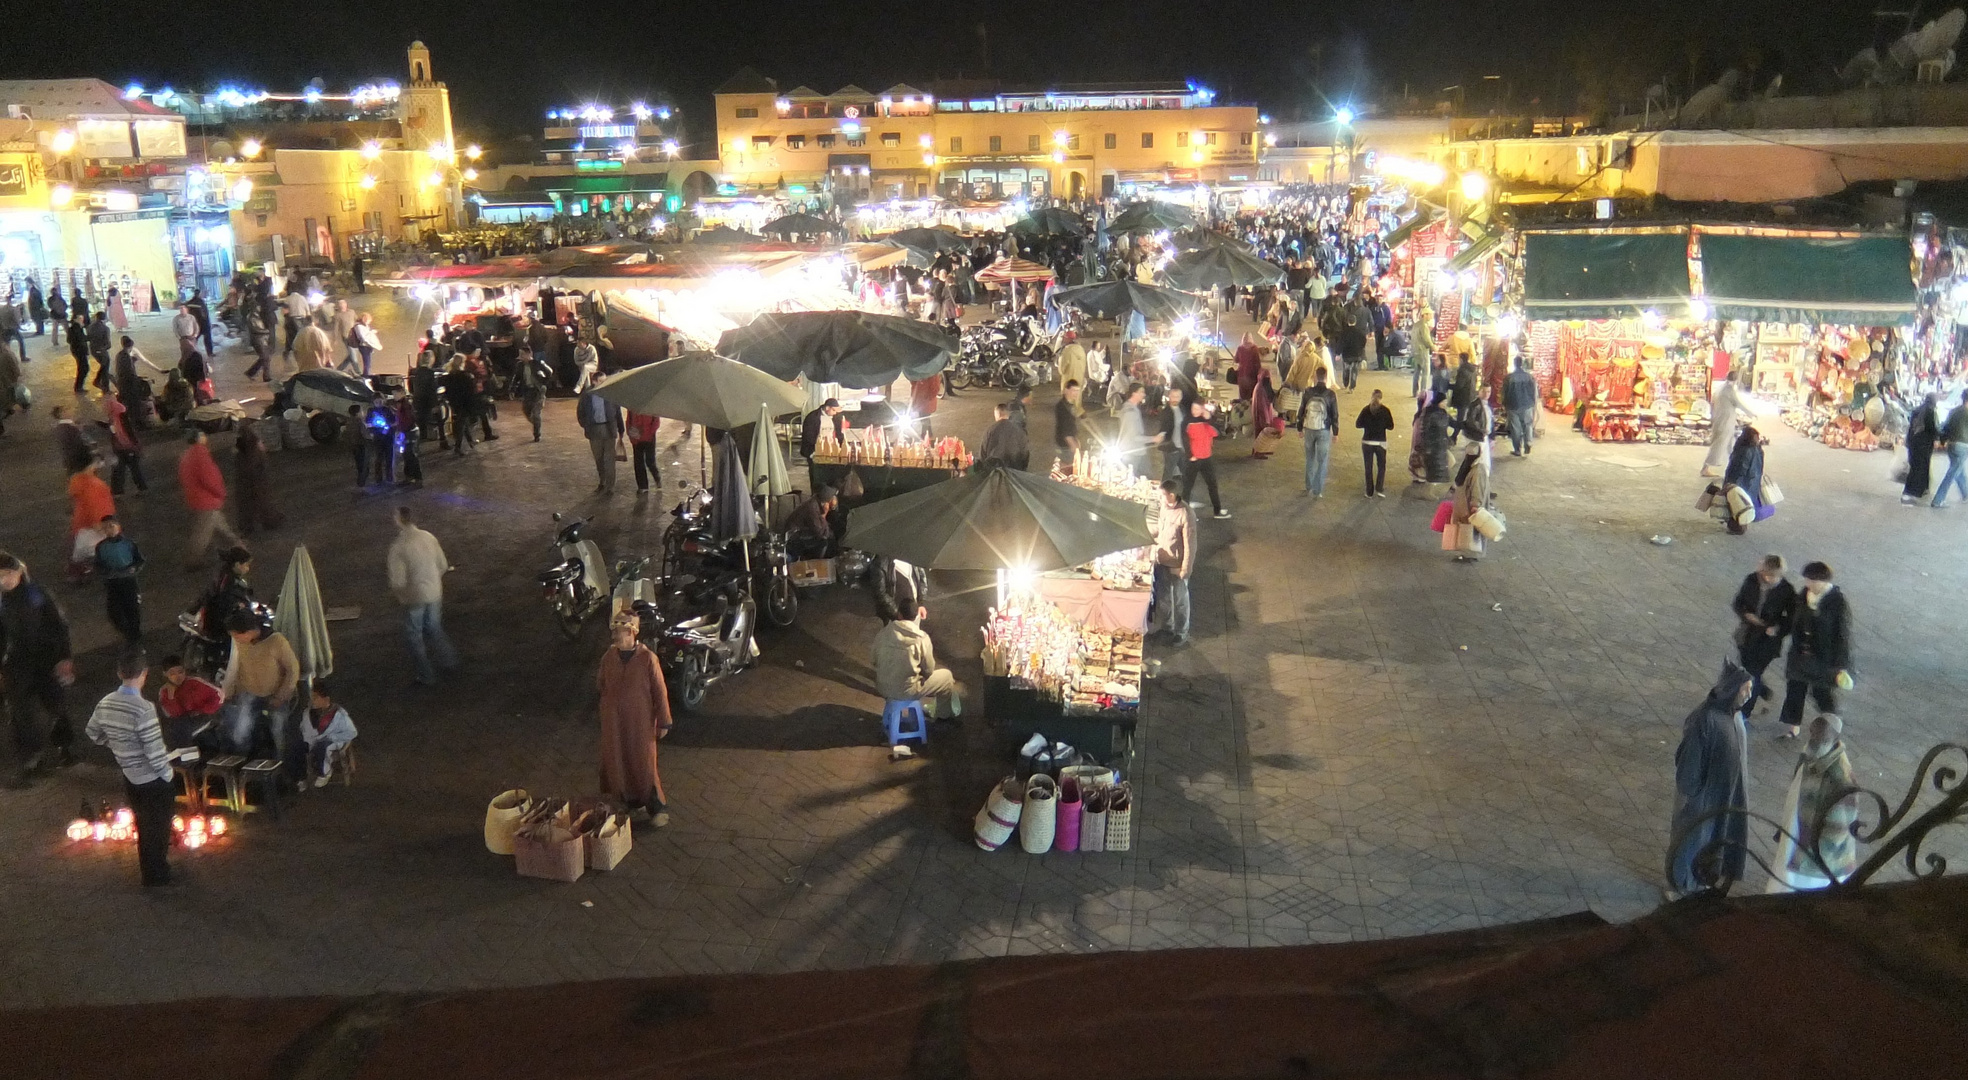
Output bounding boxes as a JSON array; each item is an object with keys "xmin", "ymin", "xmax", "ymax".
[{"xmin": 68, "ymin": 470, "xmax": 115, "ymax": 537}]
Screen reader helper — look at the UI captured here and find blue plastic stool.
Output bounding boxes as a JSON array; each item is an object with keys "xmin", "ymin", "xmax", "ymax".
[{"xmin": 882, "ymin": 700, "xmax": 929, "ymax": 747}]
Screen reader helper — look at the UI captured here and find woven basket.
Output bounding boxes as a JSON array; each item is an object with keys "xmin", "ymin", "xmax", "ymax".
[
  {"xmin": 973, "ymin": 776, "xmax": 1025, "ymax": 851},
  {"xmin": 483, "ymin": 788, "xmax": 532, "ymax": 855},
  {"xmin": 1105, "ymin": 782, "xmax": 1133, "ymax": 852},
  {"xmin": 1056, "ymin": 776, "xmax": 1083, "ymax": 852},
  {"xmin": 1080, "ymin": 784, "xmax": 1109, "ymax": 852},
  {"xmin": 1019, "ymin": 775, "xmax": 1058, "ymax": 854}
]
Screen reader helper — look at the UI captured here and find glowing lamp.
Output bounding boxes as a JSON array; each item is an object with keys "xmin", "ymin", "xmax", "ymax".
[
  {"xmin": 91, "ymin": 821, "xmax": 108, "ymax": 842},
  {"xmin": 661, "ymin": 139, "xmax": 679, "ymax": 158},
  {"xmin": 66, "ymin": 819, "xmax": 92, "ymax": 841},
  {"xmin": 50, "ymin": 129, "xmax": 76, "ymax": 154},
  {"xmin": 462, "ymin": 166, "xmax": 478, "ymax": 180},
  {"xmin": 50, "ymin": 183, "xmax": 74, "ymax": 207},
  {"xmin": 426, "ymin": 141, "xmax": 450, "ymax": 162},
  {"xmin": 239, "ymin": 138, "xmax": 264, "ymax": 159},
  {"xmin": 1494, "ymin": 313, "xmax": 1521, "ymax": 338},
  {"xmin": 1053, "ymin": 130, "xmax": 1069, "ymax": 146},
  {"xmin": 171, "ymin": 815, "xmax": 186, "ymax": 832},
  {"xmin": 230, "ymin": 179, "xmax": 254, "ymax": 202},
  {"xmin": 1190, "ymin": 149, "xmax": 1205, "ymax": 164},
  {"xmin": 183, "ymin": 830, "xmax": 205, "ymax": 849},
  {"xmin": 361, "ymin": 140, "xmax": 382, "ymax": 160},
  {"xmin": 918, "ymin": 133, "xmax": 933, "ymax": 149},
  {"xmin": 464, "ymin": 143, "xmax": 482, "ymax": 160},
  {"xmin": 923, "ymin": 153, "xmax": 937, "ymax": 167},
  {"xmin": 1459, "ymin": 171, "xmax": 1488, "ymax": 202},
  {"xmin": 423, "ymin": 172, "xmax": 442, "ymax": 188},
  {"xmin": 359, "ymin": 173, "xmax": 377, "ymax": 190},
  {"xmin": 114, "ymin": 808, "xmax": 134, "ymax": 828},
  {"xmin": 1334, "ymin": 107, "xmax": 1354, "ymax": 126},
  {"xmin": 1688, "ymin": 299, "xmax": 1711, "ymax": 321},
  {"xmin": 208, "ymin": 815, "xmax": 227, "ymax": 837},
  {"xmin": 1051, "ymin": 150, "xmax": 1065, "ymax": 163},
  {"xmin": 108, "ymin": 822, "xmax": 131, "ymax": 842}
]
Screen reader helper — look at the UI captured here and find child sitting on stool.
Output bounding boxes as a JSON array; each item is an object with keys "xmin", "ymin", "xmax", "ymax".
[{"xmin": 301, "ymin": 682, "xmax": 357, "ymax": 788}]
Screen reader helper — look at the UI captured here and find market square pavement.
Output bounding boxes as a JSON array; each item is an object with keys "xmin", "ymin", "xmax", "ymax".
[{"xmin": 0, "ymin": 295, "xmax": 1962, "ymax": 1007}]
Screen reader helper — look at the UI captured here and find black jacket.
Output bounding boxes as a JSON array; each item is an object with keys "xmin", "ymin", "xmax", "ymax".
[
  {"xmin": 0, "ymin": 580, "xmax": 73, "ymax": 672},
  {"xmin": 1294, "ymin": 385, "xmax": 1339, "ymax": 433},
  {"xmin": 800, "ymin": 409, "xmax": 842, "ymax": 457},
  {"xmin": 1732, "ymin": 573, "xmax": 1796, "ymax": 631},
  {"xmin": 1786, "ymin": 587, "xmax": 1851, "ymax": 686},
  {"xmin": 1355, "ymin": 403, "xmax": 1395, "ymax": 442}
]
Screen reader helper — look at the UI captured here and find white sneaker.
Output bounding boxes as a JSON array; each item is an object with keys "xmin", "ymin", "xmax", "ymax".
[{"xmin": 312, "ymin": 774, "xmax": 330, "ymax": 788}]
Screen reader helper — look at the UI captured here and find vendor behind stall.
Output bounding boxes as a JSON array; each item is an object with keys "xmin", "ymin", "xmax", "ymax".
[{"xmin": 786, "ymin": 487, "xmax": 838, "ymax": 560}]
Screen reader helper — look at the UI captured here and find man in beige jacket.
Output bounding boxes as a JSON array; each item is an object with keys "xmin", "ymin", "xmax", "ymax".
[{"xmin": 871, "ymin": 599, "xmax": 961, "ymax": 728}]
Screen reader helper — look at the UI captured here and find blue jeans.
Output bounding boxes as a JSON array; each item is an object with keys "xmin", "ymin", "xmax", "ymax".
[
  {"xmin": 221, "ymin": 691, "xmax": 295, "ymax": 759},
  {"xmin": 405, "ymin": 601, "xmax": 460, "ymax": 684},
  {"xmin": 1303, "ymin": 428, "xmax": 1333, "ymax": 494},
  {"xmin": 1507, "ymin": 408, "xmax": 1536, "ymax": 454},
  {"xmin": 1935, "ymin": 443, "xmax": 1968, "ymax": 506},
  {"xmin": 1155, "ymin": 564, "xmax": 1191, "ymax": 640}
]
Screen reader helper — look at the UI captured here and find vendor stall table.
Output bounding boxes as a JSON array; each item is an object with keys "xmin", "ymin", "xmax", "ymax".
[
  {"xmin": 983, "ymin": 673, "xmax": 1140, "ymax": 769},
  {"xmin": 809, "ymin": 462, "xmax": 963, "ymax": 504}
]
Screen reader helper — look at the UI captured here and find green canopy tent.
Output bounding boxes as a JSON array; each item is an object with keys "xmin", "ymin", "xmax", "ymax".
[
  {"xmin": 1010, "ymin": 207, "xmax": 1087, "ymax": 237},
  {"xmin": 1159, "ymin": 246, "xmax": 1286, "ymax": 291},
  {"xmin": 718, "ymin": 311, "xmax": 956, "ymax": 389},
  {"xmin": 885, "ymin": 227, "xmax": 969, "ymax": 255},
  {"xmin": 1696, "ymin": 231, "xmax": 1917, "ymax": 326},
  {"xmin": 760, "ymin": 212, "xmax": 845, "ymax": 238},
  {"xmin": 1521, "ymin": 229, "xmax": 1692, "ymax": 321},
  {"xmin": 592, "ymin": 351, "xmax": 805, "ymax": 429},
  {"xmin": 1381, "ymin": 203, "xmax": 1446, "ymax": 252},
  {"xmin": 844, "ymin": 466, "xmax": 1152, "ymax": 572},
  {"xmin": 1108, "ymin": 201, "xmax": 1195, "ymax": 234},
  {"xmin": 1049, "ymin": 280, "xmax": 1206, "ymax": 323},
  {"xmin": 1171, "ymin": 227, "xmax": 1251, "ymax": 252}
]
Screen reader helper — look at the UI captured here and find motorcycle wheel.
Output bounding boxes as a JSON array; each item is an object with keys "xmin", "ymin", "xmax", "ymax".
[
  {"xmin": 949, "ymin": 367, "xmax": 976, "ymax": 391},
  {"xmin": 764, "ymin": 574, "xmax": 798, "ymax": 627},
  {"xmin": 308, "ymin": 413, "xmax": 343, "ymax": 444},
  {"xmin": 677, "ymin": 654, "xmax": 708, "ymax": 712},
  {"xmin": 554, "ymin": 588, "xmax": 586, "ymax": 641}
]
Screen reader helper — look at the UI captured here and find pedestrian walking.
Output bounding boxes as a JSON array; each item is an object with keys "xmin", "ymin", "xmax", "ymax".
[
  {"xmin": 48, "ymin": 286, "xmax": 67, "ymax": 347},
  {"xmin": 26, "ymin": 282, "xmax": 47, "ymax": 337},
  {"xmin": 0, "ymin": 340, "xmax": 21, "ymax": 437},
  {"xmin": 443, "ymin": 358, "xmax": 479, "ymax": 455},
  {"xmin": 1929, "ymin": 390, "xmax": 1968, "ymax": 508},
  {"xmin": 1502, "ymin": 356, "xmax": 1539, "ymax": 456},
  {"xmin": 106, "ymin": 286, "xmax": 129, "ymax": 331},
  {"xmin": 65, "ymin": 315, "xmax": 90, "ymax": 392},
  {"xmin": 331, "ymin": 300, "xmax": 358, "ymax": 373},
  {"xmin": 87, "ymin": 313, "xmax": 113, "ymax": 392},
  {"xmin": 1768, "ymin": 714, "xmax": 1860, "ymax": 891},
  {"xmin": 244, "ymin": 304, "xmax": 274, "ymax": 382},
  {"xmin": 462, "ymin": 350, "xmax": 497, "ymax": 442},
  {"xmin": 1779, "ymin": 562, "xmax": 1852, "ymax": 739},
  {"xmin": 282, "ymin": 286, "xmax": 310, "ymax": 358},
  {"xmin": 1356, "ymin": 388, "xmax": 1394, "ymax": 498},
  {"xmin": 577, "ymin": 386, "xmax": 620, "ymax": 493},
  {"xmin": 1180, "ymin": 399, "xmax": 1230, "ymax": 519},
  {"xmin": 387, "ymin": 506, "xmax": 459, "ymax": 687},
  {"xmin": 67, "ymin": 460, "xmax": 116, "ymax": 579},
  {"xmin": 1295, "ymin": 367, "xmax": 1338, "ymax": 497},
  {"xmin": 85, "ymin": 649, "xmax": 174, "ymax": 886},
  {"xmin": 185, "ymin": 289, "xmax": 214, "ymax": 355},
  {"xmin": 1730, "ymin": 554, "xmax": 1795, "ymax": 721},
  {"xmin": 350, "ymin": 313, "xmax": 381, "ymax": 377},
  {"xmin": 92, "ymin": 516, "xmax": 145, "ymax": 644},
  {"xmin": 1053, "ymin": 379, "xmax": 1083, "ymax": 463},
  {"xmin": 1151, "ymin": 480, "xmax": 1195, "ymax": 645},
  {"xmin": 514, "ymin": 345, "xmax": 548, "ymax": 441},
  {"xmin": 1703, "ymin": 371, "xmax": 1750, "ymax": 477},
  {"xmin": 626, "ymin": 410, "xmax": 661, "ymax": 493},
  {"xmin": 0, "ymin": 293, "xmax": 22, "ymax": 355},
  {"xmin": 1158, "ymin": 387, "xmax": 1187, "ymax": 483},
  {"xmin": 232, "ymin": 425, "xmax": 283, "ymax": 534},
  {"xmin": 597, "ymin": 614, "xmax": 671, "ymax": 825},
  {"xmin": 1664, "ymin": 662, "xmax": 1756, "ymax": 900},
  {"xmin": 0, "ymin": 553, "xmax": 79, "ymax": 783},
  {"xmin": 172, "ymin": 304, "xmax": 200, "ymax": 357},
  {"xmin": 1901, "ymin": 392, "xmax": 1940, "ymax": 503},
  {"xmin": 178, "ymin": 430, "xmax": 243, "ymax": 569}
]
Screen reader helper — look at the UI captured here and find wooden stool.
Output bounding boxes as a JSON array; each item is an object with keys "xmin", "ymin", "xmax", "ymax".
[
  {"xmin": 326, "ymin": 740, "xmax": 357, "ymax": 787},
  {"xmin": 202, "ymin": 755, "xmax": 246, "ymax": 814},
  {"xmin": 240, "ymin": 759, "xmax": 283, "ymax": 820},
  {"xmin": 167, "ymin": 748, "xmax": 205, "ymax": 813}
]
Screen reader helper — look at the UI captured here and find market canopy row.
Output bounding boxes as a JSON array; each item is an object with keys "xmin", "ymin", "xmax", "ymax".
[{"xmin": 1521, "ymin": 227, "xmax": 1917, "ymax": 326}]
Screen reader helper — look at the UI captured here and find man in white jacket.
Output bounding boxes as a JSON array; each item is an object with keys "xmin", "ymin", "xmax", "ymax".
[{"xmin": 386, "ymin": 506, "xmax": 458, "ymax": 685}]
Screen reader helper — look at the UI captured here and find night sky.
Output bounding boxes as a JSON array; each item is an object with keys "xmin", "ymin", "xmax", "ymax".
[{"xmin": 22, "ymin": 2, "xmax": 1908, "ymax": 147}]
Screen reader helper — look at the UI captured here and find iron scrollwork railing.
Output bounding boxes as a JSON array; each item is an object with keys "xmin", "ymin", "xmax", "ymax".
[{"xmin": 1676, "ymin": 741, "xmax": 1968, "ymax": 895}]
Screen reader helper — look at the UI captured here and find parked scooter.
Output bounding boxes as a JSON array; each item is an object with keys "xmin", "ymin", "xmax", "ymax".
[
  {"xmin": 662, "ymin": 490, "xmax": 799, "ymax": 628},
  {"xmin": 538, "ymin": 514, "xmax": 612, "ymax": 640},
  {"xmin": 639, "ymin": 578, "xmax": 758, "ymax": 712}
]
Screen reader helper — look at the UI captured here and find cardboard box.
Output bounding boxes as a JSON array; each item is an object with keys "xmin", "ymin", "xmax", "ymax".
[{"xmin": 790, "ymin": 559, "xmax": 836, "ymax": 587}]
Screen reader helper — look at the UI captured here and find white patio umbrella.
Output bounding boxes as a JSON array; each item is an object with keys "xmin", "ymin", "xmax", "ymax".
[
  {"xmin": 273, "ymin": 544, "xmax": 333, "ymax": 682},
  {"xmin": 747, "ymin": 401, "xmax": 792, "ymax": 499}
]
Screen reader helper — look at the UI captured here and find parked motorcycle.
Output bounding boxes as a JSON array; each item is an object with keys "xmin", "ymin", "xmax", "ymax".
[
  {"xmin": 176, "ymin": 600, "xmax": 273, "ymax": 678},
  {"xmin": 637, "ymin": 580, "xmax": 758, "ymax": 712},
  {"xmin": 661, "ymin": 491, "xmax": 799, "ymax": 628},
  {"xmin": 538, "ymin": 514, "xmax": 613, "ymax": 640}
]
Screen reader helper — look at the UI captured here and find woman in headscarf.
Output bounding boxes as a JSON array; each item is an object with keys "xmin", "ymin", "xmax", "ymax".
[
  {"xmin": 597, "ymin": 614, "xmax": 671, "ymax": 826},
  {"xmin": 1232, "ymin": 333, "xmax": 1263, "ymax": 402},
  {"xmin": 1902, "ymin": 392, "xmax": 1940, "ymax": 504},
  {"xmin": 1447, "ymin": 441, "xmax": 1490, "ymax": 559},
  {"xmin": 106, "ymin": 285, "xmax": 129, "ymax": 331},
  {"xmin": 1249, "ymin": 370, "xmax": 1285, "ymax": 459},
  {"xmin": 233, "ymin": 424, "xmax": 284, "ymax": 535},
  {"xmin": 1418, "ymin": 392, "xmax": 1454, "ymax": 483},
  {"xmin": 1768, "ymin": 713, "xmax": 1859, "ymax": 892},
  {"xmin": 1717, "ymin": 424, "xmax": 1766, "ymax": 535},
  {"xmin": 1665, "ymin": 662, "xmax": 1756, "ymax": 900},
  {"xmin": 1285, "ymin": 332, "xmax": 1327, "ymax": 392}
]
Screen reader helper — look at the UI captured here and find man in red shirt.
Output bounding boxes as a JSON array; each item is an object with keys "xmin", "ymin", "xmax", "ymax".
[
  {"xmin": 156, "ymin": 653, "xmax": 223, "ymax": 747},
  {"xmin": 1180, "ymin": 400, "xmax": 1230, "ymax": 519},
  {"xmin": 626, "ymin": 411, "xmax": 661, "ymax": 494},
  {"xmin": 103, "ymin": 397, "xmax": 147, "ymax": 495},
  {"xmin": 177, "ymin": 430, "xmax": 241, "ymax": 571}
]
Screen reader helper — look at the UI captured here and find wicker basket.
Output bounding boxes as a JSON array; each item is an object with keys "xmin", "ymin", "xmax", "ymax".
[
  {"xmin": 973, "ymin": 777, "xmax": 1025, "ymax": 851},
  {"xmin": 1019, "ymin": 775, "xmax": 1058, "ymax": 854}
]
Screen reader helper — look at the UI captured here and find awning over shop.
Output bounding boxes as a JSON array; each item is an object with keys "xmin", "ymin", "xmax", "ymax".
[
  {"xmin": 1696, "ymin": 231, "xmax": 1917, "ymax": 327},
  {"xmin": 1444, "ymin": 225, "xmax": 1507, "ymax": 273},
  {"xmin": 1382, "ymin": 204, "xmax": 1445, "ymax": 251},
  {"xmin": 520, "ymin": 174, "xmax": 669, "ymax": 196},
  {"xmin": 1522, "ymin": 230, "xmax": 1691, "ymax": 321},
  {"xmin": 469, "ymin": 190, "xmax": 557, "ymax": 208}
]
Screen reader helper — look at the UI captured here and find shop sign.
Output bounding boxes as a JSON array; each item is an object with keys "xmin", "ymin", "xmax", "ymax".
[
  {"xmin": 0, "ymin": 153, "xmax": 44, "ymax": 202},
  {"xmin": 91, "ymin": 208, "xmax": 170, "ymax": 224}
]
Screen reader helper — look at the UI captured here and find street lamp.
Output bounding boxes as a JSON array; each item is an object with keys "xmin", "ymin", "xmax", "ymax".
[
  {"xmin": 239, "ymin": 138, "xmax": 263, "ymax": 159},
  {"xmin": 661, "ymin": 139, "xmax": 679, "ymax": 158},
  {"xmin": 1459, "ymin": 171, "xmax": 1489, "ymax": 202},
  {"xmin": 464, "ymin": 144, "xmax": 482, "ymax": 161},
  {"xmin": 50, "ymin": 129, "xmax": 76, "ymax": 154},
  {"xmin": 360, "ymin": 140, "xmax": 382, "ymax": 161}
]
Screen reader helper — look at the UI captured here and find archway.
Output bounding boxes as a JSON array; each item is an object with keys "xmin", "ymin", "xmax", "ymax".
[
  {"xmin": 1068, "ymin": 171, "xmax": 1086, "ymax": 200},
  {"xmin": 680, "ymin": 171, "xmax": 717, "ymax": 205}
]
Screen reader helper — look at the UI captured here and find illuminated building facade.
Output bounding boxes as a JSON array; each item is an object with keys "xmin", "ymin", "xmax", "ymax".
[{"xmin": 713, "ymin": 69, "xmax": 1262, "ymax": 202}]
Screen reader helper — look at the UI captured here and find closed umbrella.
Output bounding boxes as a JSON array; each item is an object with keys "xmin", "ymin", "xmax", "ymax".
[
  {"xmin": 1050, "ymin": 280, "xmax": 1207, "ymax": 323},
  {"xmin": 974, "ymin": 256, "xmax": 1056, "ymax": 284},
  {"xmin": 885, "ymin": 227, "xmax": 968, "ymax": 255},
  {"xmin": 708, "ymin": 437, "xmax": 757, "ymax": 541},
  {"xmin": 592, "ymin": 351, "xmax": 805, "ymax": 430},
  {"xmin": 760, "ymin": 212, "xmax": 844, "ymax": 238},
  {"xmin": 747, "ymin": 401, "xmax": 791, "ymax": 498},
  {"xmin": 1010, "ymin": 207, "xmax": 1086, "ymax": 237},
  {"xmin": 718, "ymin": 311, "xmax": 956, "ymax": 389},
  {"xmin": 844, "ymin": 467, "xmax": 1153, "ymax": 572},
  {"xmin": 1159, "ymin": 246, "xmax": 1286, "ymax": 290},
  {"xmin": 1108, "ymin": 201, "xmax": 1195, "ymax": 234},
  {"xmin": 272, "ymin": 544, "xmax": 332, "ymax": 682}
]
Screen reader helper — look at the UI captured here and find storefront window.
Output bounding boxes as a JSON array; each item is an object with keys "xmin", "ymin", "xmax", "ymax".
[
  {"xmin": 989, "ymin": 135, "xmax": 1002, "ymax": 153},
  {"xmin": 949, "ymin": 136, "xmax": 963, "ymax": 153},
  {"xmin": 1142, "ymin": 132, "xmax": 1154, "ymax": 148},
  {"xmin": 1027, "ymin": 134, "xmax": 1041, "ymax": 151},
  {"xmin": 1104, "ymin": 133, "xmax": 1116, "ymax": 150}
]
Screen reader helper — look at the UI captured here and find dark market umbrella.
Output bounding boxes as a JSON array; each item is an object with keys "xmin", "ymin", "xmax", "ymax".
[
  {"xmin": 708, "ymin": 439, "xmax": 757, "ymax": 541},
  {"xmin": 694, "ymin": 225, "xmax": 765, "ymax": 244},
  {"xmin": 1172, "ymin": 227, "xmax": 1251, "ymax": 252},
  {"xmin": 1049, "ymin": 280, "xmax": 1207, "ymax": 323},
  {"xmin": 760, "ymin": 212, "xmax": 844, "ymax": 237},
  {"xmin": 1160, "ymin": 246, "xmax": 1286, "ymax": 290},
  {"xmin": 287, "ymin": 368, "xmax": 375, "ymax": 415},
  {"xmin": 1108, "ymin": 201, "xmax": 1195, "ymax": 234},
  {"xmin": 591, "ymin": 351, "xmax": 805, "ymax": 430},
  {"xmin": 1010, "ymin": 207, "xmax": 1086, "ymax": 237},
  {"xmin": 718, "ymin": 311, "xmax": 956, "ymax": 389},
  {"xmin": 845, "ymin": 467, "xmax": 1153, "ymax": 572},
  {"xmin": 885, "ymin": 227, "xmax": 969, "ymax": 255}
]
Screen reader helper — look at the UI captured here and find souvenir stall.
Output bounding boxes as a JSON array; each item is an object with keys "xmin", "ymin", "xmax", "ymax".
[
  {"xmin": 1906, "ymin": 214, "xmax": 1968, "ymax": 385},
  {"xmin": 1032, "ymin": 453, "xmax": 1162, "ymax": 635},
  {"xmin": 1695, "ymin": 227, "xmax": 1918, "ymax": 451},
  {"xmin": 807, "ymin": 426, "xmax": 974, "ymax": 504}
]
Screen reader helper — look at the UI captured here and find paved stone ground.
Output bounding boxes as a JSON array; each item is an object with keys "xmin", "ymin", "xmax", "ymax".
[{"xmin": 0, "ymin": 296, "xmax": 1962, "ymax": 1008}]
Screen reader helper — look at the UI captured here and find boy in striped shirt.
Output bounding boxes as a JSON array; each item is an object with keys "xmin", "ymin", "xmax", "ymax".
[{"xmin": 85, "ymin": 650, "xmax": 173, "ymax": 886}]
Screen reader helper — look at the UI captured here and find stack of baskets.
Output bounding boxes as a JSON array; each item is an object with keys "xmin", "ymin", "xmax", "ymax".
[{"xmin": 972, "ymin": 768, "xmax": 1131, "ymax": 855}]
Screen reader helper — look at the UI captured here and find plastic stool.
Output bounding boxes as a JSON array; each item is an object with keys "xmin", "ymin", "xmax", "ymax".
[
  {"xmin": 241, "ymin": 759, "xmax": 283, "ymax": 820},
  {"xmin": 882, "ymin": 700, "xmax": 929, "ymax": 747},
  {"xmin": 202, "ymin": 755, "xmax": 246, "ymax": 814}
]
